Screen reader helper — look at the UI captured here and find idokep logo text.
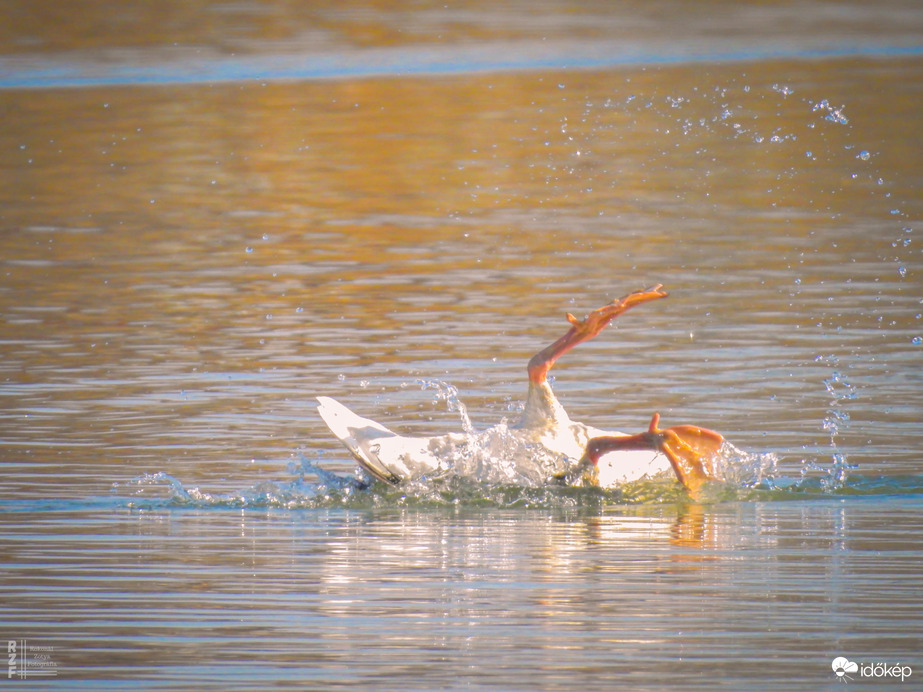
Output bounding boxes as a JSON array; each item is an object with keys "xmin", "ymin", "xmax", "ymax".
[{"xmin": 832, "ymin": 657, "xmax": 912, "ymax": 683}]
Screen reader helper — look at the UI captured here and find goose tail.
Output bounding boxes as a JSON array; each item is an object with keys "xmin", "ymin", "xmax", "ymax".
[{"xmin": 316, "ymin": 396, "xmax": 402, "ymax": 485}]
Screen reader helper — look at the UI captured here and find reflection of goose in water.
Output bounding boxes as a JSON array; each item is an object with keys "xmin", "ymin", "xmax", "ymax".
[{"xmin": 318, "ymin": 286, "xmax": 724, "ymax": 494}]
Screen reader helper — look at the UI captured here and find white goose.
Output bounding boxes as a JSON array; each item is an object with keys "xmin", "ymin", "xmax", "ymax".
[{"xmin": 317, "ymin": 286, "xmax": 724, "ymax": 494}]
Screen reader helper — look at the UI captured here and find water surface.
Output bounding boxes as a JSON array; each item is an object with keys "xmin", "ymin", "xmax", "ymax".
[{"xmin": 0, "ymin": 1, "xmax": 921, "ymax": 688}]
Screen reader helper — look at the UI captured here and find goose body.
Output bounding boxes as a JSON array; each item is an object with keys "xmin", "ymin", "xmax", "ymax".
[
  {"xmin": 316, "ymin": 394, "xmax": 672, "ymax": 488},
  {"xmin": 317, "ymin": 287, "xmax": 724, "ymax": 494}
]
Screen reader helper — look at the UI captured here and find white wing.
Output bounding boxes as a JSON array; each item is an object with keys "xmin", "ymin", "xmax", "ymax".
[{"xmin": 316, "ymin": 397, "xmax": 447, "ymax": 484}]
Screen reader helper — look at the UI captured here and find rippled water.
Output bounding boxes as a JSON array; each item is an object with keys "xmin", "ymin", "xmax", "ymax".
[{"xmin": 1, "ymin": 1, "xmax": 921, "ymax": 688}]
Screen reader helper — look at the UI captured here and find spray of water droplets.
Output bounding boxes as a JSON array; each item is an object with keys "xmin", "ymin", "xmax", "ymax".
[{"xmin": 798, "ymin": 354, "xmax": 859, "ymax": 489}]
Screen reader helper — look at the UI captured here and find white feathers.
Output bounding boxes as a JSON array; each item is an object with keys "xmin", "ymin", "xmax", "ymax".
[
  {"xmin": 317, "ymin": 395, "xmax": 671, "ymax": 488},
  {"xmin": 594, "ymin": 448, "xmax": 671, "ymax": 487},
  {"xmin": 316, "ymin": 397, "xmax": 450, "ymax": 484}
]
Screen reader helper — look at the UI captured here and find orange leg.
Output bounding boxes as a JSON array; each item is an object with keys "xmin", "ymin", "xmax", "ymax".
[
  {"xmin": 527, "ymin": 285, "xmax": 668, "ymax": 384},
  {"xmin": 582, "ymin": 413, "xmax": 725, "ymax": 494}
]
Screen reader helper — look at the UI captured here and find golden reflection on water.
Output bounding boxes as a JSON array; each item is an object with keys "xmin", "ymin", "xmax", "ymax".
[
  {"xmin": 3, "ymin": 62, "xmax": 920, "ymax": 484},
  {"xmin": 0, "ymin": 7, "xmax": 921, "ymax": 502},
  {"xmin": 1, "ymin": 5, "xmax": 921, "ymax": 688},
  {"xmin": 4, "ymin": 497, "xmax": 920, "ymax": 685}
]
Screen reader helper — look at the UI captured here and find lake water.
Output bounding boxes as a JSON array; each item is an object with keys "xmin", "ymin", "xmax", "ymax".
[{"xmin": 1, "ymin": 1, "xmax": 921, "ymax": 689}]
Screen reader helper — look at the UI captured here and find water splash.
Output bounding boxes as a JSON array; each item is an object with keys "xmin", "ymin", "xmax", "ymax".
[
  {"xmin": 712, "ymin": 441, "xmax": 779, "ymax": 489},
  {"xmin": 448, "ymin": 419, "xmax": 571, "ymax": 487},
  {"xmin": 415, "ymin": 380, "xmax": 786, "ymax": 492},
  {"xmin": 109, "ymin": 380, "xmax": 912, "ymax": 512},
  {"xmin": 811, "ymin": 98, "xmax": 849, "ymax": 125},
  {"xmin": 111, "ymin": 459, "xmax": 369, "ymax": 510},
  {"xmin": 418, "ymin": 379, "xmax": 476, "ymax": 435},
  {"xmin": 110, "ymin": 456, "xmax": 695, "ymax": 511},
  {"xmin": 818, "ymin": 355, "xmax": 858, "ymax": 486},
  {"xmin": 110, "ymin": 453, "xmax": 923, "ymax": 513}
]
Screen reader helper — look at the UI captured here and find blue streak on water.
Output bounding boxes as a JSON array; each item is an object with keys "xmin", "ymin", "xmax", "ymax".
[
  {"xmin": 0, "ymin": 472, "xmax": 918, "ymax": 519},
  {"xmin": 77, "ymin": 458, "xmax": 923, "ymax": 513},
  {"xmin": 1, "ymin": 43, "xmax": 922, "ymax": 90},
  {"xmin": 2, "ymin": 450, "xmax": 922, "ymax": 519}
]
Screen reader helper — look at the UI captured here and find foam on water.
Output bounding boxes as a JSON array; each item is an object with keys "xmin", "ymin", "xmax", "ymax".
[
  {"xmin": 115, "ymin": 337, "xmax": 914, "ymax": 509},
  {"xmin": 110, "ymin": 457, "xmax": 923, "ymax": 513},
  {"xmin": 419, "ymin": 379, "xmax": 476, "ymax": 436},
  {"xmin": 109, "ymin": 381, "xmax": 920, "ymax": 512}
]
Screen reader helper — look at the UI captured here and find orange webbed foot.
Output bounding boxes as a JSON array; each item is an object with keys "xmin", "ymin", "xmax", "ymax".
[
  {"xmin": 646, "ymin": 412, "xmax": 724, "ymax": 495},
  {"xmin": 565, "ymin": 284, "xmax": 668, "ymax": 341},
  {"xmin": 579, "ymin": 413, "xmax": 724, "ymax": 494},
  {"xmin": 528, "ymin": 285, "xmax": 668, "ymax": 384}
]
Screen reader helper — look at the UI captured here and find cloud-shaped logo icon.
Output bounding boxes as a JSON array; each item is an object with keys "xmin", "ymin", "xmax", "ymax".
[{"xmin": 832, "ymin": 657, "xmax": 859, "ymax": 680}]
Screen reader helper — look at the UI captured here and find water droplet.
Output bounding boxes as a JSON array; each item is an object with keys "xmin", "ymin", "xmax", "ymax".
[
  {"xmin": 912, "ymin": 336, "xmax": 923, "ymax": 346},
  {"xmin": 245, "ymin": 246, "xmax": 253, "ymax": 253},
  {"xmin": 898, "ymin": 266, "xmax": 907, "ymax": 278},
  {"xmin": 857, "ymin": 150, "xmax": 870, "ymax": 161},
  {"xmin": 337, "ymin": 373, "xmax": 346, "ymax": 382}
]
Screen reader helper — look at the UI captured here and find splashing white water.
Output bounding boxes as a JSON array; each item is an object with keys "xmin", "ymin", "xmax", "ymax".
[
  {"xmin": 814, "ymin": 354, "xmax": 858, "ymax": 486},
  {"xmin": 712, "ymin": 442, "xmax": 779, "ymax": 488},
  {"xmin": 418, "ymin": 379, "xmax": 476, "ymax": 435},
  {"xmin": 415, "ymin": 379, "xmax": 779, "ymax": 491}
]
